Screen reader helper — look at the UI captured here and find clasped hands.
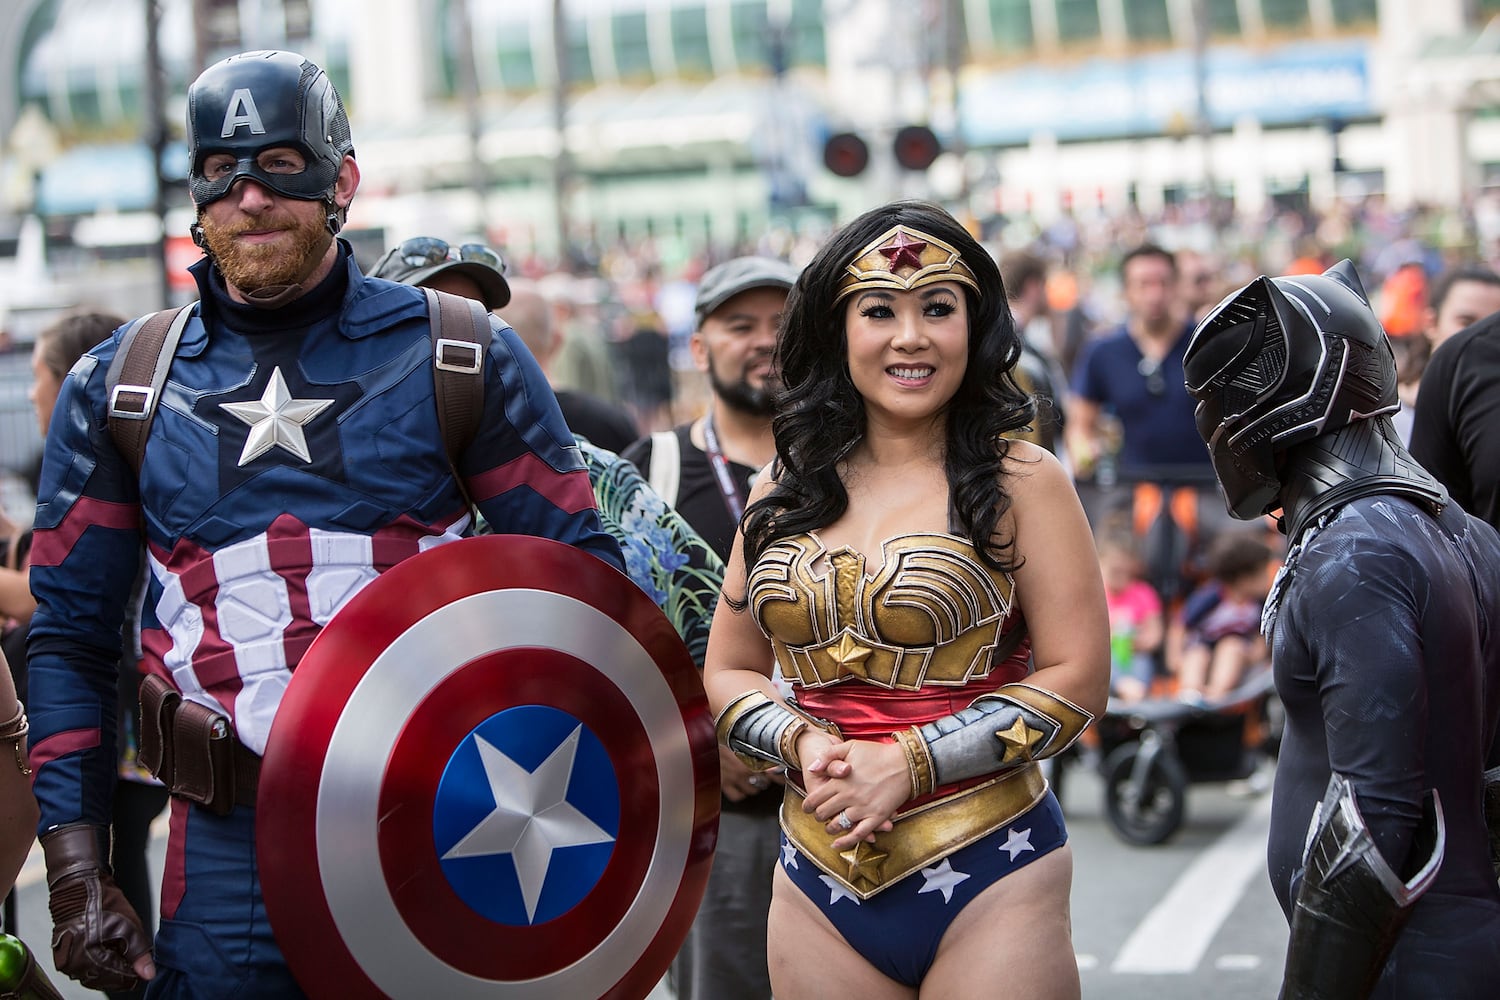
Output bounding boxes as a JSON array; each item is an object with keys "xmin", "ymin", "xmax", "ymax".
[{"xmin": 798, "ymin": 732, "xmax": 908, "ymax": 851}]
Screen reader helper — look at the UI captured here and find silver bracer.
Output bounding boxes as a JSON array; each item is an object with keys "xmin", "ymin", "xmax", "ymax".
[
  {"xmin": 1279, "ymin": 772, "xmax": 1445, "ymax": 1000},
  {"xmin": 915, "ymin": 682, "xmax": 1092, "ymax": 788},
  {"xmin": 713, "ymin": 690, "xmax": 840, "ymax": 772}
]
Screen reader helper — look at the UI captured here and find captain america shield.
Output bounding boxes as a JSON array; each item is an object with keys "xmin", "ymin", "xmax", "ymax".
[{"xmin": 257, "ymin": 534, "xmax": 720, "ymax": 999}]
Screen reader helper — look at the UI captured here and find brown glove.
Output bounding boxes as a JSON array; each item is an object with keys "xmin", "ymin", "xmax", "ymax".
[{"xmin": 40, "ymin": 823, "xmax": 152, "ymax": 994}]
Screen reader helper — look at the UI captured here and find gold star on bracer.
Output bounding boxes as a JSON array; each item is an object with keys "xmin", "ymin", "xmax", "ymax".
[
  {"xmin": 838, "ymin": 841, "xmax": 889, "ymax": 891},
  {"xmin": 221, "ymin": 367, "xmax": 334, "ymax": 466},
  {"xmin": 832, "ymin": 633, "xmax": 872, "ymax": 677},
  {"xmin": 995, "ymin": 716, "xmax": 1045, "ymax": 763}
]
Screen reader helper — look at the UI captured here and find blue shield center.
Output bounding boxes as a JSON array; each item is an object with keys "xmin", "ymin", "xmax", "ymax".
[{"xmin": 432, "ymin": 705, "xmax": 620, "ymax": 925}]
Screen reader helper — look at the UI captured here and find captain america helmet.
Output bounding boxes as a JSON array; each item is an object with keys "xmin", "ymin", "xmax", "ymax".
[
  {"xmin": 1183, "ymin": 259, "xmax": 1400, "ymax": 520},
  {"xmin": 187, "ymin": 50, "xmax": 354, "ymax": 208}
]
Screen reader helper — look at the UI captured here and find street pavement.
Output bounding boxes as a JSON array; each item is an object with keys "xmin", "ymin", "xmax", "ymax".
[{"xmin": 6, "ymin": 761, "xmax": 1285, "ymax": 999}]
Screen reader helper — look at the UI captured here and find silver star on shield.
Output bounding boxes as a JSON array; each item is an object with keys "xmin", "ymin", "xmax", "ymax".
[
  {"xmin": 441, "ymin": 726, "xmax": 614, "ymax": 923},
  {"xmin": 220, "ymin": 366, "xmax": 334, "ymax": 465}
]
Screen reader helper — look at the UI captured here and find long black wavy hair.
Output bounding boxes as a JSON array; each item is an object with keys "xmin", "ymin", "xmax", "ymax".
[{"xmin": 742, "ymin": 201, "xmax": 1035, "ymax": 573}]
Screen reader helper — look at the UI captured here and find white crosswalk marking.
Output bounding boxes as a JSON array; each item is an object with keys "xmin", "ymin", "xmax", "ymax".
[{"xmin": 1111, "ymin": 793, "xmax": 1273, "ymax": 974}]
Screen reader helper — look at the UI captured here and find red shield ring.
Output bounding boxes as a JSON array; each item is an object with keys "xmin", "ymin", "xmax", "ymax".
[{"xmin": 257, "ymin": 534, "xmax": 719, "ymax": 998}]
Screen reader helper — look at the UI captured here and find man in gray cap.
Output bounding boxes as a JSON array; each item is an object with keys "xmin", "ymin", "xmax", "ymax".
[{"xmin": 623, "ymin": 255, "xmax": 798, "ymax": 1000}]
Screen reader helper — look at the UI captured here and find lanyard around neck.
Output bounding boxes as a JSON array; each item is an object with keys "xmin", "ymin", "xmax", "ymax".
[{"xmin": 701, "ymin": 413, "xmax": 745, "ymax": 522}]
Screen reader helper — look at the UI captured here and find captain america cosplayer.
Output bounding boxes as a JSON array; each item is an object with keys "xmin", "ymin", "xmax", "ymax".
[
  {"xmin": 1183, "ymin": 260, "xmax": 1500, "ymax": 999},
  {"xmin": 25, "ymin": 50, "xmax": 622, "ymax": 997}
]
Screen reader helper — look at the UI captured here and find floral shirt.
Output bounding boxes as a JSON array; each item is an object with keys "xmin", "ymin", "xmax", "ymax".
[
  {"xmin": 577, "ymin": 438, "xmax": 725, "ymax": 668},
  {"xmin": 480, "ymin": 436, "xmax": 723, "ymax": 667}
]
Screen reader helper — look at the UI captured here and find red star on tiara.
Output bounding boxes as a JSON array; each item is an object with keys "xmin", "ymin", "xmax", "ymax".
[{"xmin": 878, "ymin": 230, "xmax": 927, "ymax": 273}]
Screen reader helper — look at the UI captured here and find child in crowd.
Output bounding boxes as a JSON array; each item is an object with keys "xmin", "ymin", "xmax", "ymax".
[
  {"xmin": 1098, "ymin": 534, "xmax": 1164, "ymax": 703},
  {"xmin": 1171, "ymin": 531, "xmax": 1274, "ymax": 704}
]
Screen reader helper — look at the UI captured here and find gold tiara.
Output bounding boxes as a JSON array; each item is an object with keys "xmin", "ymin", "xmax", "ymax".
[{"xmin": 834, "ymin": 225, "xmax": 982, "ymax": 303}]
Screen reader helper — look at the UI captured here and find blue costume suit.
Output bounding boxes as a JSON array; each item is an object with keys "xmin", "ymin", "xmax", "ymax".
[{"xmin": 26, "ymin": 245, "xmax": 623, "ymax": 996}]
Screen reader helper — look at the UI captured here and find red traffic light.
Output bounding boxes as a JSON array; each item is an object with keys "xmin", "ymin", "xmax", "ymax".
[
  {"xmin": 893, "ymin": 125, "xmax": 941, "ymax": 171},
  {"xmin": 823, "ymin": 132, "xmax": 870, "ymax": 178}
]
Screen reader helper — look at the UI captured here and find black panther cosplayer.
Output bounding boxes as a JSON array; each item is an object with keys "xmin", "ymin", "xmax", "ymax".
[{"xmin": 1183, "ymin": 260, "xmax": 1500, "ymax": 999}]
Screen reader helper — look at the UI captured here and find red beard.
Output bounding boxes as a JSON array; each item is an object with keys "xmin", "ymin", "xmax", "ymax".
[{"xmin": 199, "ymin": 209, "xmax": 332, "ymax": 292}]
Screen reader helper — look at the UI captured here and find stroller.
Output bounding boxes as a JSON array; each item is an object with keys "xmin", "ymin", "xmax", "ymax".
[
  {"xmin": 1092, "ymin": 665, "xmax": 1278, "ymax": 844},
  {"xmin": 1065, "ymin": 464, "xmax": 1282, "ymax": 844}
]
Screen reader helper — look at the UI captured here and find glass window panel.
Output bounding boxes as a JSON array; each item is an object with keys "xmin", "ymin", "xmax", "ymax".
[
  {"xmin": 1124, "ymin": 0, "xmax": 1172, "ymax": 42},
  {"xmin": 496, "ymin": 40, "xmax": 536, "ymax": 90},
  {"xmin": 614, "ymin": 11, "xmax": 652, "ymax": 81},
  {"xmin": 567, "ymin": 17, "xmax": 593, "ymax": 85},
  {"xmin": 70, "ymin": 86, "xmax": 102, "ymax": 127},
  {"xmin": 1330, "ymin": 0, "xmax": 1377, "ymax": 25},
  {"xmin": 1056, "ymin": 0, "xmax": 1102, "ymax": 44},
  {"xmin": 789, "ymin": 0, "xmax": 826, "ymax": 66},
  {"xmin": 731, "ymin": 0, "xmax": 769, "ymax": 69},
  {"xmin": 118, "ymin": 80, "xmax": 141, "ymax": 121},
  {"xmin": 989, "ymin": 0, "xmax": 1034, "ymax": 52},
  {"xmin": 1207, "ymin": 0, "xmax": 1241, "ymax": 35},
  {"xmin": 1261, "ymin": 0, "xmax": 1310, "ymax": 30},
  {"xmin": 431, "ymin": 0, "xmax": 456, "ymax": 97},
  {"xmin": 672, "ymin": 6, "xmax": 713, "ymax": 75}
]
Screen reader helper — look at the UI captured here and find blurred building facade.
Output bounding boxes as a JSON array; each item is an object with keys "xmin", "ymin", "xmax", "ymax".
[{"xmin": 4, "ymin": 0, "xmax": 1500, "ymax": 260}]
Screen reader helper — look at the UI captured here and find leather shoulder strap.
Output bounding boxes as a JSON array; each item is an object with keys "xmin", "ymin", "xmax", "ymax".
[
  {"xmin": 424, "ymin": 288, "xmax": 491, "ymax": 514},
  {"xmin": 104, "ymin": 304, "xmax": 196, "ymax": 478}
]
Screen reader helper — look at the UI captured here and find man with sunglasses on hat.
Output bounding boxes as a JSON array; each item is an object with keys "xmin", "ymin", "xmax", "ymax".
[
  {"xmin": 23, "ymin": 50, "xmax": 621, "ymax": 998},
  {"xmin": 369, "ymin": 237, "xmax": 513, "ymax": 312}
]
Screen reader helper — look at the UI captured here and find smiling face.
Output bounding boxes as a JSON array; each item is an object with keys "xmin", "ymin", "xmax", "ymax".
[{"xmin": 844, "ymin": 281, "xmax": 970, "ymax": 432}]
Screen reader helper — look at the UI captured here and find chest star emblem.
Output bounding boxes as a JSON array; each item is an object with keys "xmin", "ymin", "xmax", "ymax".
[
  {"xmin": 220, "ymin": 366, "xmax": 334, "ymax": 466},
  {"xmin": 832, "ymin": 633, "xmax": 873, "ymax": 676}
]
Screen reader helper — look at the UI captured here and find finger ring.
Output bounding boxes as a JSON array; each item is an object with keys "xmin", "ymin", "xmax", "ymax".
[
  {"xmin": 748, "ymin": 775, "xmax": 765, "ymax": 789},
  {"xmin": 837, "ymin": 809, "xmax": 853, "ymax": 831}
]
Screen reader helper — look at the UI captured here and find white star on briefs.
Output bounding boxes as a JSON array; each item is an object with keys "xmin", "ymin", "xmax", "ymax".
[
  {"xmin": 819, "ymin": 874, "xmax": 861, "ymax": 906},
  {"xmin": 1000, "ymin": 826, "xmax": 1035, "ymax": 861},
  {"xmin": 781, "ymin": 842, "xmax": 799, "ymax": 869},
  {"xmin": 917, "ymin": 858, "xmax": 970, "ymax": 903},
  {"xmin": 441, "ymin": 727, "xmax": 614, "ymax": 923},
  {"xmin": 220, "ymin": 366, "xmax": 334, "ymax": 465}
]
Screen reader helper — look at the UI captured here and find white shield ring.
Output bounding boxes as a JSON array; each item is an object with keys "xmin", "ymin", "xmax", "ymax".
[{"xmin": 257, "ymin": 534, "xmax": 719, "ymax": 999}]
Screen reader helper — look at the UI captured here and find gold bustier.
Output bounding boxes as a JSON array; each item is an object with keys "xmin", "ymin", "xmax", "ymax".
[{"xmin": 749, "ymin": 532, "xmax": 1017, "ymax": 690}]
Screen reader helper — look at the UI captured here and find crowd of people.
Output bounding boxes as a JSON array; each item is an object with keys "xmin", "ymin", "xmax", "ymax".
[{"xmin": 0, "ymin": 44, "xmax": 1497, "ymax": 1000}]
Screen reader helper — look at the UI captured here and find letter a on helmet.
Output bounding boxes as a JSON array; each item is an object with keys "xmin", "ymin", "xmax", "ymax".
[{"xmin": 220, "ymin": 89, "xmax": 267, "ymax": 138}]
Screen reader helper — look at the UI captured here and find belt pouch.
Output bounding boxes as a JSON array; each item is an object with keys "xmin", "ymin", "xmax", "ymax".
[
  {"xmin": 136, "ymin": 674, "xmax": 179, "ymax": 786},
  {"xmin": 169, "ymin": 698, "xmax": 235, "ymax": 816}
]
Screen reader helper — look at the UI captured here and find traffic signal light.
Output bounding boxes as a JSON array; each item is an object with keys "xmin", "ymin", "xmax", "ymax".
[
  {"xmin": 893, "ymin": 125, "xmax": 941, "ymax": 172},
  {"xmin": 823, "ymin": 132, "xmax": 870, "ymax": 178}
]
